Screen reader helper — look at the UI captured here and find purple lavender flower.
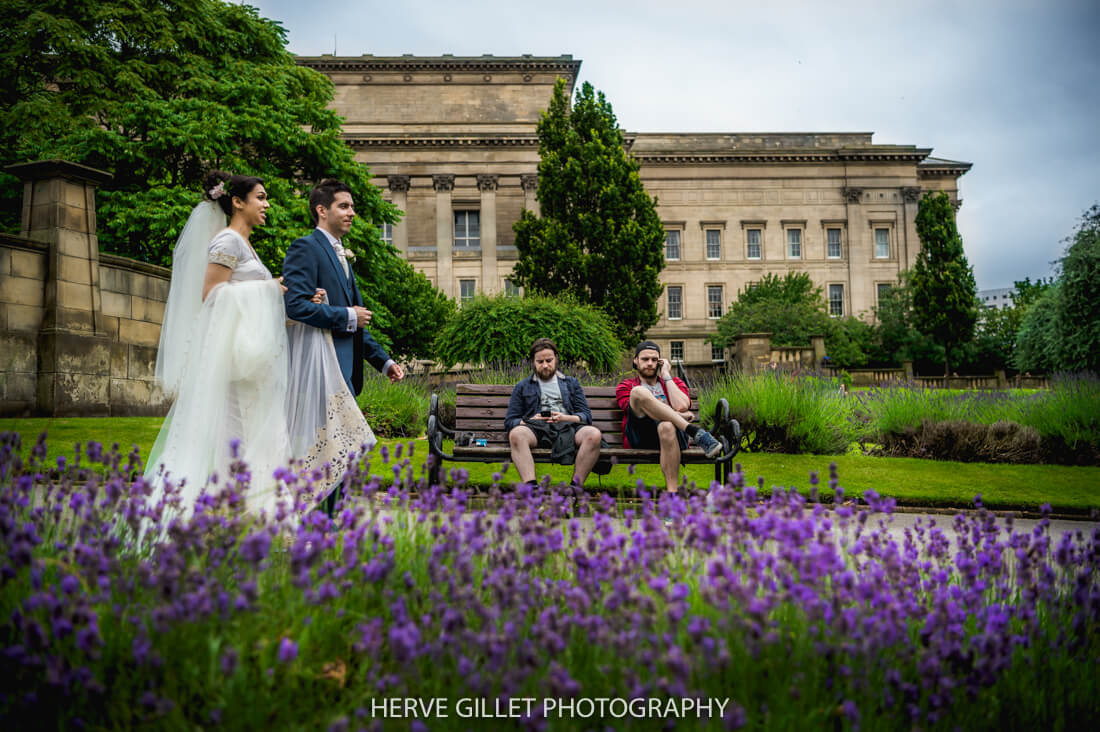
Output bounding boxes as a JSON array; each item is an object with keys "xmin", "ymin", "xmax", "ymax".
[
  {"xmin": 239, "ymin": 530, "xmax": 271, "ymax": 564},
  {"xmin": 277, "ymin": 637, "xmax": 298, "ymax": 664}
]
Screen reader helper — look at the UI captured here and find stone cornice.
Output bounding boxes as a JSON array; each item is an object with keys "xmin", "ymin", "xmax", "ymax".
[
  {"xmin": 633, "ymin": 149, "xmax": 932, "ymax": 165},
  {"xmin": 296, "ymin": 54, "xmax": 581, "ymax": 76},
  {"xmin": 5, "ymin": 159, "xmax": 113, "ymax": 185},
  {"xmin": 0, "ymin": 233, "xmax": 47, "ymax": 252},
  {"xmin": 345, "ymin": 135, "xmax": 539, "ymax": 149},
  {"xmin": 100, "ymin": 252, "xmax": 171, "ymax": 279},
  {"xmin": 918, "ymin": 157, "xmax": 973, "ymax": 177},
  {"xmin": 919, "ymin": 165, "xmax": 973, "ymax": 177}
]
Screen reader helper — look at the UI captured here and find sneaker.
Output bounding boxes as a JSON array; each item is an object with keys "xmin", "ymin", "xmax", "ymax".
[{"xmin": 693, "ymin": 428, "xmax": 723, "ymax": 459}]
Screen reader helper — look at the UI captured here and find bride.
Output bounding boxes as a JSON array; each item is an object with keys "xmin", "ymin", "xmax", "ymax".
[{"xmin": 146, "ymin": 171, "xmax": 375, "ymax": 520}]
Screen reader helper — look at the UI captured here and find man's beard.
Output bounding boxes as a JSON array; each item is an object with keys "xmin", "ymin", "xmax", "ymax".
[{"xmin": 638, "ymin": 364, "xmax": 658, "ymax": 379}]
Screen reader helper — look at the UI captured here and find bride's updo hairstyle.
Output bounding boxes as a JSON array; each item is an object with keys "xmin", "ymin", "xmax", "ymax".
[{"xmin": 202, "ymin": 170, "xmax": 265, "ymax": 217}]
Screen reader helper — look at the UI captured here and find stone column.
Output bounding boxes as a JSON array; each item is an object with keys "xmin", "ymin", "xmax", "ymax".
[
  {"xmin": 478, "ymin": 175, "xmax": 498, "ymax": 294},
  {"xmin": 387, "ymin": 175, "xmax": 410, "ymax": 256},
  {"xmin": 521, "ymin": 174, "xmax": 539, "ymax": 217},
  {"xmin": 433, "ymin": 174, "xmax": 455, "ymax": 297},
  {"xmin": 7, "ymin": 159, "xmax": 113, "ymax": 416},
  {"xmin": 842, "ymin": 186, "xmax": 866, "ymax": 318},
  {"xmin": 810, "ymin": 334, "xmax": 826, "ymax": 369},
  {"xmin": 732, "ymin": 333, "xmax": 773, "ymax": 374},
  {"xmin": 901, "ymin": 186, "xmax": 921, "ymax": 271}
]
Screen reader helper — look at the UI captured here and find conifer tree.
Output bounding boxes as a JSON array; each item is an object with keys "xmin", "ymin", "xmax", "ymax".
[
  {"xmin": 512, "ymin": 79, "xmax": 665, "ymax": 343},
  {"xmin": 911, "ymin": 192, "xmax": 978, "ymax": 375}
]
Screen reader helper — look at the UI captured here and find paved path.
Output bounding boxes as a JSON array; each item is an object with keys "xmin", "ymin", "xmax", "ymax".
[{"xmin": 876, "ymin": 510, "xmax": 1097, "ymax": 544}]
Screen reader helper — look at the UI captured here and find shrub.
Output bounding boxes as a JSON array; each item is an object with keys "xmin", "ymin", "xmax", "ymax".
[
  {"xmin": 878, "ymin": 419, "xmax": 1042, "ymax": 463},
  {"xmin": 355, "ymin": 369, "xmax": 431, "ymax": 438},
  {"xmin": 865, "ymin": 375, "xmax": 1100, "ymax": 464},
  {"xmin": 699, "ymin": 371, "xmax": 861, "ymax": 454},
  {"xmin": 433, "ymin": 294, "xmax": 622, "ymax": 372}
]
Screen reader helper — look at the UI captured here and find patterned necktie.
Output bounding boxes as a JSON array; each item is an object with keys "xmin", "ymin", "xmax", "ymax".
[{"xmin": 332, "ymin": 241, "xmax": 349, "ymax": 278}]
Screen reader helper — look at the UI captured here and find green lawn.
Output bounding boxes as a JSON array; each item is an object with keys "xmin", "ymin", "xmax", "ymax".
[{"xmin": 3, "ymin": 417, "xmax": 1098, "ymax": 514}]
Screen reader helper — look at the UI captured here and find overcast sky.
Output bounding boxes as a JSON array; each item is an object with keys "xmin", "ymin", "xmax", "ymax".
[{"xmin": 251, "ymin": 0, "xmax": 1099, "ymax": 290}]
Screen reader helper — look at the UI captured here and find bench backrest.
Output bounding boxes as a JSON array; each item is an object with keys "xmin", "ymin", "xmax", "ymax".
[{"xmin": 452, "ymin": 383, "xmax": 700, "ymax": 447}]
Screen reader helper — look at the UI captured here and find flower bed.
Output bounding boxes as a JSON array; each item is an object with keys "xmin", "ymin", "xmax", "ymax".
[
  {"xmin": 700, "ymin": 372, "xmax": 1100, "ymax": 464},
  {"xmin": 864, "ymin": 373, "xmax": 1100, "ymax": 464},
  {"xmin": 1, "ymin": 433, "xmax": 1098, "ymax": 729}
]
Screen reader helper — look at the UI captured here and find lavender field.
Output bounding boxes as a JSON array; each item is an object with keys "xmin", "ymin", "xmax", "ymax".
[{"xmin": 1, "ymin": 432, "xmax": 1098, "ymax": 730}]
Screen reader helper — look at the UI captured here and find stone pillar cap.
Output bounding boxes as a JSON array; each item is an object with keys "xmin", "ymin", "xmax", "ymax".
[{"xmin": 5, "ymin": 159, "xmax": 113, "ymax": 185}]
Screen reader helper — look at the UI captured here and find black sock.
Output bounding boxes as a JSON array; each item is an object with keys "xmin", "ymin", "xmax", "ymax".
[{"xmin": 684, "ymin": 424, "xmax": 700, "ymax": 438}]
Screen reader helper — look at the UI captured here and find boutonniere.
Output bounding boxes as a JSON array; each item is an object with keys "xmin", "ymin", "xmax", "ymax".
[{"xmin": 343, "ymin": 249, "xmax": 356, "ymax": 264}]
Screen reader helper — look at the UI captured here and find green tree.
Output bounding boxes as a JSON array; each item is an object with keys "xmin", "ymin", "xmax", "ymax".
[
  {"xmin": 433, "ymin": 294, "xmax": 622, "ymax": 373},
  {"xmin": 712, "ymin": 273, "xmax": 831, "ymax": 348},
  {"xmin": 910, "ymin": 191, "xmax": 979, "ymax": 375},
  {"xmin": 372, "ymin": 256, "xmax": 456, "ymax": 361},
  {"xmin": 959, "ymin": 305, "xmax": 1018, "ymax": 373},
  {"xmin": 710, "ymin": 272, "xmax": 870, "ymax": 368},
  {"xmin": 1011, "ymin": 276, "xmax": 1054, "ymax": 311},
  {"xmin": 511, "ymin": 79, "xmax": 665, "ymax": 343},
  {"xmin": 1013, "ymin": 205, "xmax": 1100, "ymax": 375},
  {"xmin": 1055, "ymin": 204, "xmax": 1100, "ymax": 372},
  {"xmin": 872, "ymin": 274, "xmax": 944, "ymax": 372},
  {"xmin": 0, "ymin": 0, "xmax": 452, "ymax": 357},
  {"xmin": 1014, "ymin": 285, "xmax": 1062, "ymax": 374}
]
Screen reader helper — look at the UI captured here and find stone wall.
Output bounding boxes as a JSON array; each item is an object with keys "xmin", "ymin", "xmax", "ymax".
[
  {"xmin": 99, "ymin": 254, "xmax": 171, "ymax": 415},
  {"xmin": 0, "ymin": 160, "xmax": 171, "ymax": 417},
  {"xmin": 0, "ymin": 234, "xmax": 47, "ymax": 414}
]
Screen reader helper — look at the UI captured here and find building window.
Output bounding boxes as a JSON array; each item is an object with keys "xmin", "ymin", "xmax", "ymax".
[
  {"xmin": 874, "ymin": 228, "xmax": 890, "ymax": 259},
  {"xmin": 827, "ymin": 228, "xmax": 842, "ymax": 259},
  {"xmin": 746, "ymin": 228, "xmax": 762, "ymax": 260},
  {"xmin": 705, "ymin": 229, "xmax": 721, "ymax": 260},
  {"xmin": 707, "ymin": 285, "xmax": 723, "ymax": 319},
  {"xmin": 459, "ymin": 279, "xmax": 476, "ymax": 304},
  {"xmin": 665, "ymin": 230, "xmax": 681, "ymax": 261},
  {"xmin": 711, "ymin": 343, "xmax": 725, "ymax": 362},
  {"xmin": 670, "ymin": 340, "xmax": 684, "ymax": 362},
  {"xmin": 454, "ymin": 211, "xmax": 480, "ymax": 248},
  {"xmin": 787, "ymin": 229, "xmax": 802, "ymax": 259},
  {"xmin": 829, "ymin": 284, "xmax": 844, "ymax": 316},
  {"xmin": 667, "ymin": 286, "xmax": 683, "ymax": 320},
  {"xmin": 877, "ymin": 283, "xmax": 892, "ymax": 303},
  {"xmin": 380, "ymin": 222, "xmax": 393, "ymax": 246},
  {"xmin": 504, "ymin": 278, "xmax": 521, "ymax": 297}
]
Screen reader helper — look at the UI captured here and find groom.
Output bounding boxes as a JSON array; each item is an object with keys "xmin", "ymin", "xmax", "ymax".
[
  {"xmin": 283, "ymin": 179, "xmax": 404, "ymax": 511},
  {"xmin": 283, "ymin": 178, "xmax": 404, "ymax": 393}
]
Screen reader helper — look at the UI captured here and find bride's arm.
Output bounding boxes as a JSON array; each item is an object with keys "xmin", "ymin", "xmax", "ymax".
[{"xmin": 202, "ymin": 262, "xmax": 233, "ymax": 300}]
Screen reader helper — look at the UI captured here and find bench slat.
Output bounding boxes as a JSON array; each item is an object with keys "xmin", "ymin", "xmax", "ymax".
[
  {"xmin": 456, "ymin": 406, "xmax": 628, "ymax": 421},
  {"xmin": 451, "ymin": 446, "xmax": 715, "ymax": 463},
  {"xmin": 456, "ymin": 384, "xmax": 637, "ymax": 398}
]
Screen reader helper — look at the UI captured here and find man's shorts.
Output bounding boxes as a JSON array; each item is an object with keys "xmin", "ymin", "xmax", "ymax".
[{"xmin": 624, "ymin": 410, "xmax": 689, "ymax": 451}]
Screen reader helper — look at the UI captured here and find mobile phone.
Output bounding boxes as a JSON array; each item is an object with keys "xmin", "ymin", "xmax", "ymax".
[{"xmin": 540, "ymin": 409, "xmax": 551, "ymax": 417}]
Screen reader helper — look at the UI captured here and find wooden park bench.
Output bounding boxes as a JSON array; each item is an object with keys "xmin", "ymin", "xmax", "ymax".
[{"xmin": 426, "ymin": 381, "xmax": 741, "ymax": 488}]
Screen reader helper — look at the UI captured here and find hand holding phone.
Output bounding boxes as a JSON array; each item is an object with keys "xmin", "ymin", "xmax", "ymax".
[{"xmin": 540, "ymin": 409, "xmax": 551, "ymax": 418}]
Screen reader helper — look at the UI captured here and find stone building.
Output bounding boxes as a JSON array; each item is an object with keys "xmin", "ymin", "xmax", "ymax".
[{"xmin": 299, "ymin": 54, "xmax": 972, "ymax": 366}]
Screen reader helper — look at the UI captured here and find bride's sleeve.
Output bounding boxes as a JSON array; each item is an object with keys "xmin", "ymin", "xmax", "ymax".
[{"xmin": 208, "ymin": 230, "xmax": 245, "ymax": 269}]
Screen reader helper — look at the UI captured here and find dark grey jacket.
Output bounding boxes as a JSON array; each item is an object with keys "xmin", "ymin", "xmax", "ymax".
[{"xmin": 504, "ymin": 372, "xmax": 592, "ymax": 433}]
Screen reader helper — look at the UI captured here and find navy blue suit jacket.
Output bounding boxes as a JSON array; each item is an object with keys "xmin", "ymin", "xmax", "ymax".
[{"xmin": 283, "ymin": 229, "xmax": 391, "ymax": 395}]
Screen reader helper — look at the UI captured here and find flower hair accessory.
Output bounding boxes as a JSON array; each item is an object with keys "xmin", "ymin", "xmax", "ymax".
[{"xmin": 208, "ymin": 181, "xmax": 227, "ymax": 200}]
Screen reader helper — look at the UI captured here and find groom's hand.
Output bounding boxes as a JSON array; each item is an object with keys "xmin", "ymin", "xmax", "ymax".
[
  {"xmin": 353, "ymin": 306, "xmax": 372, "ymax": 328},
  {"xmin": 386, "ymin": 363, "xmax": 404, "ymax": 383}
]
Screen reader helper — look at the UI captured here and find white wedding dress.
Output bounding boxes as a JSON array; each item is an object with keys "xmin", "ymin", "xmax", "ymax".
[{"xmin": 145, "ymin": 202, "xmax": 375, "ymax": 522}]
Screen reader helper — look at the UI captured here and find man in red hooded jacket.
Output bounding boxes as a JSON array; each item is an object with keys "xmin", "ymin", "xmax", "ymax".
[{"xmin": 615, "ymin": 341, "xmax": 722, "ymax": 493}]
